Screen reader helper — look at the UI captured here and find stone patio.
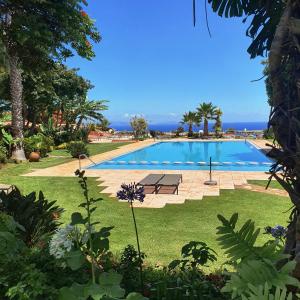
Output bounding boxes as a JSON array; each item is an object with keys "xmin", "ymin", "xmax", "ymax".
[{"xmin": 25, "ymin": 139, "xmax": 272, "ymax": 208}]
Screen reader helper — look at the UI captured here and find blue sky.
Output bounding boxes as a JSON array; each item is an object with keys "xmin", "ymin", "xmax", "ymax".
[{"xmin": 67, "ymin": 0, "xmax": 269, "ymax": 125}]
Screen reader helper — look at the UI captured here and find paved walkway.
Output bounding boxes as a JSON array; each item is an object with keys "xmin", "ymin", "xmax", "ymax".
[{"xmin": 24, "ymin": 139, "xmax": 274, "ymax": 208}]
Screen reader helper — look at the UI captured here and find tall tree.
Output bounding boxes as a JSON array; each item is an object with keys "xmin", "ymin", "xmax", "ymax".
[
  {"xmin": 197, "ymin": 102, "xmax": 217, "ymax": 137},
  {"xmin": 130, "ymin": 116, "xmax": 148, "ymax": 139},
  {"xmin": 181, "ymin": 111, "xmax": 200, "ymax": 137},
  {"xmin": 204, "ymin": 0, "xmax": 300, "ymax": 277},
  {"xmin": 75, "ymin": 99, "xmax": 108, "ymax": 131},
  {"xmin": 213, "ymin": 108, "xmax": 223, "ymax": 137},
  {"xmin": 0, "ymin": 0, "xmax": 100, "ymax": 160}
]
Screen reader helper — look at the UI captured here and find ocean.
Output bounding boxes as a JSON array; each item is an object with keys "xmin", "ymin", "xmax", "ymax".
[{"xmin": 110, "ymin": 121, "xmax": 268, "ymax": 132}]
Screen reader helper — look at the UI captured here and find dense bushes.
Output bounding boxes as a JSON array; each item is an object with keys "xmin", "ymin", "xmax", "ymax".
[
  {"xmin": 263, "ymin": 127, "xmax": 275, "ymax": 139},
  {"xmin": 0, "ymin": 188, "xmax": 63, "ymax": 246},
  {"xmin": 67, "ymin": 141, "xmax": 89, "ymax": 158},
  {"xmin": 0, "ymin": 143, "xmax": 8, "ymax": 163},
  {"xmin": 23, "ymin": 134, "xmax": 54, "ymax": 158}
]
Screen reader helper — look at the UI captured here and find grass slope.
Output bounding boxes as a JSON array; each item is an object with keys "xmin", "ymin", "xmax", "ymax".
[{"xmin": 0, "ymin": 143, "xmax": 291, "ymax": 268}]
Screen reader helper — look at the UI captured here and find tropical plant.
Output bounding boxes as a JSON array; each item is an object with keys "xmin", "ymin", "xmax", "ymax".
[
  {"xmin": 198, "ymin": 0, "xmax": 300, "ymax": 279},
  {"xmin": 130, "ymin": 116, "xmax": 148, "ymax": 139},
  {"xmin": 213, "ymin": 108, "xmax": 223, "ymax": 137},
  {"xmin": 169, "ymin": 241, "xmax": 217, "ymax": 271},
  {"xmin": 119, "ymin": 245, "xmax": 146, "ymax": 293},
  {"xmin": 75, "ymin": 99, "xmax": 108, "ymax": 131},
  {"xmin": 0, "ymin": 188, "xmax": 63, "ymax": 246},
  {"xmin": 216, "ymin": 213, "xmax": 299, "ymax": 299},
  {"xmin": 197, "ymin": 102, "xmax": 217, "ymax": 137},
  {"xmin": 117, "ymin": 183, "xmax": 146, "ymax": 292},
  {"xmin": 53, "ymin": 170, "xmax": 146, "ymax": 300},
  {"xmin": 181, "ymin": 111, "xmax": 200, "ymax": 137},
  {"xmin": 67, "ymin": 141, "xmax": 89, "ymax": 158},
  {"xmin": 23, "ymin": 133, "xmax": 54, "ymax": 158},
  {"xmin": 99, "ymin": 117, "xmax": 111, "ymax": 131},
  {"xmin": 0, "ymin": 0, "xmax": 100, "ymax": 160}
]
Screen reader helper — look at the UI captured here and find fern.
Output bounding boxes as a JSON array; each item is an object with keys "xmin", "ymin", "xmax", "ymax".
[
  {"xmin": 242, "ymin": 283, "xmax": 293, "ymax": 300},
  {"xmin": 223, "ymin": 259, "xmax": 298, "ymax": 298},
  {"xmin": 217, "ymin": 213, "xmax": 300, "ymax": 298}
]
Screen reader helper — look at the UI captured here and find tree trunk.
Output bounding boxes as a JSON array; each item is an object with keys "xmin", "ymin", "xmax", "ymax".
[
  {"xmin": 76, "ymin": 116, "xmax": 84, "ymax": 131},
  {"xmin": 8, "ymin": 53, "xmax": 26, "ymax": 161},
  {"xmin": 268, "ymin": 0, "xmax": 300, "ymax": 278},
  {"xmin": 204, "ymin": 119, "xmax": 208, "ymax": 137},
  {"xmin": 188, "ymin": 124, "xmax": 193, "ymax": 137}
]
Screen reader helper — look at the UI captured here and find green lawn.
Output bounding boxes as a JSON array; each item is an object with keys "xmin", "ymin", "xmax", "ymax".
[
  {"xmin": 248, "ymin": 180, "xmax": 283, "ymax": 190},
  {"xmin": 0, "ymin": 145, "xmax": 291, "ymax": 269},
  {"xmin": 50, "ymin": 142, "xmax": 131, "ymax": 157}
]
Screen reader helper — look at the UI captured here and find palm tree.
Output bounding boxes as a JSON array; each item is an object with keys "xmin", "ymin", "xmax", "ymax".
[
  {"xmin": 197, "ymin": 102, "xmax": 217, "ymax": 137},
  {"xmin": 99, "ymin": 117, "xmax": 111, "ymax": 131},
  {"xmin": 75, "ymin": 99, "xmax": 108, "ymax": 131},
  {"xmin": 213, "ymin": 108, "xmax": 223, "ymax": 137},
  {"xmin": 181, "ymin": 111, "xmax": 200, "ymax": 137}
]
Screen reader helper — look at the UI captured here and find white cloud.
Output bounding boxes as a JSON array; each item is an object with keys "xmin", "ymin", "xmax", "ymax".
[{"xmin": 169, "ymin": 112, "xmax": 177, "ymax": 117}]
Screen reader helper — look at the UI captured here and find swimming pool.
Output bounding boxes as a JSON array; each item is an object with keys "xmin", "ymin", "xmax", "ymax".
[{"xmin": 87, "ymin": 141, "xmax": 273, "ymax": 171}]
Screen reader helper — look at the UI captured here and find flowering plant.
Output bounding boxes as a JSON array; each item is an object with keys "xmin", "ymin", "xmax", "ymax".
[
  {"xmin": 117, "ymin": 183, "xmax": 145, "ymax": 292},
  {"xmin": 117, "ymin": 183, "xmax": 145, "ymax": 203},
  {"xmin": 54, "ymin": 171, "xmax": 147, "ymax": 300},
  {"xmin": 265, "ymin": 225, "xmax": 287, "ymax": 240}
]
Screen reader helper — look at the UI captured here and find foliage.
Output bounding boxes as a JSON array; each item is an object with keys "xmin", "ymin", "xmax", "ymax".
[
  {"xmin": 23, "ymin": 134, "xmax": 54, "ymax": 158},
  {"xmin": 117, "ymin": 183, "xmax": 146, "ymax": 292},
  {"xmin": 149, "ymin": 267, "xmax": 227, "ymax": 300},
  {"xmin": 75, "ymin": 98, "xmax": 108, "ymax": 130},
  {"xmin": 0, "ymin": 142, "xmax": 8, "ymax": 163},
  {"xmin": 206, "ymin": 0, "xmax": 284, "ymax": 58},
  {"xmin": 216, "ymin": 213, "xmax": 300, "ymax": 298},
  {"xmin": 197, "ymin": 102, "xmax": 218, "ymax": 137},
  {"xmin": 181, "ymin": 111, "xmax": 200, "ymax": 137},
  {"xmin": 119, "ymin": 245, "xmax": 146, "ymax": 293},
  {"xmin": 0, "ymin": 188, "xmax": 63, "ymax": 246},
  {"xmin": 263, "ymin": 127, "xmax": 275, "ymax": 140},
  {"xmin": 213, "ymin": 108, "xmax": 223, "ymax": 137},
  {"xmin": 53, "ymin": 170, "xmax": 146, "ymax": 299},
  {"xmin": 67, "ymin": 141, "xmax": 89, "ymax": 158},
  {"xmin": 174, "ymin": 126, "xmax": 185, "ymax": 137},
  {"xmin": 130, "ymin": 116, "xmax": 148, "ymax": 139},
  {"xmin": 99, "ymin": 117, "xmax": 111, "ymax": 131},
  {"xmin": 242, "ymin": 283, "xmax": 292, "ymax": 300},
  {"xmin": 169, "ymin": 241, "xmax": 217, "ymax": 271}
]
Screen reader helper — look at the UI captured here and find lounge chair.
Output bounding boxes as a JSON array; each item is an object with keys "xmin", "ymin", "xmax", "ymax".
[
  {"xmin": 137, "ymin": 174, "xmax": 164, "ymax": 194},
  {"xmin": 156, "ymin": 174, "xmax": 183, "ymax": 195}
]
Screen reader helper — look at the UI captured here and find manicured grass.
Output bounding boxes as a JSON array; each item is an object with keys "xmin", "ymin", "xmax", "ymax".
[
  {"xmin": 50, "ymin": 142, "xmax": 131, "ymax": 157},
  {"xmin": 248, "ymin": 180, "xmax": 283, "ymax": 190},
  {"xmin": 0, "ymin": 155, "xmax": 291, "ymax": 269}
]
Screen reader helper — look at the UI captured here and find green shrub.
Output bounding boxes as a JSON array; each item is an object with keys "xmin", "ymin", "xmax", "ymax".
[
  {"xmin": 72, "ymin": 127, "xmax": 90, "ymax": 143},
  {"xmin": 216, "ymin": 213, "xmax": 300, "ymax": 299},
  {"xmin": 263, "ymin": 127, "xmax": 275, "ymax": 139},
  {"xmin": 67, "ymin": 141, "xmax": 89, "ymax": 158},
  {"xmin": 56, "ymin": 142, "xmax": 68, "ymax": 150},
  {"xmin": 0, "ymin": 144, "xmax": 8, "ymax": 163},
  {"xmin": 23, "ymin": 134, "xmax": 54, "ymax": 158},
  {"xmin": 0, "ymin": 188, "xmax": 63, "ymax": 246}
]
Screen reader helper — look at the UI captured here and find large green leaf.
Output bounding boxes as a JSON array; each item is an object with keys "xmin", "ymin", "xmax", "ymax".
[
  {"xmin": 58, "ymin": 283, "xmax": 86, "ymax": 300},
  {"xmin": 65, "ymin": 250, "xmax": 85, "ymax": 270},
  {"xmin": 71, "ymin": 212, "xmax": 88, "ymax": 225},
  {"xmin": 126, "ymin": 293, "xmax": 148, "ymax": 300},
  {"xmin": 97, "ymin": 271, "xmax": 125, "ymax": 298}
]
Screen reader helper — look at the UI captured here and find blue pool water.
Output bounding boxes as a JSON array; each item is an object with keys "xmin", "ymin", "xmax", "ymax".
[{"xmin": 88, "ymin": 141, "xmax": 273, "ymax": 171}]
